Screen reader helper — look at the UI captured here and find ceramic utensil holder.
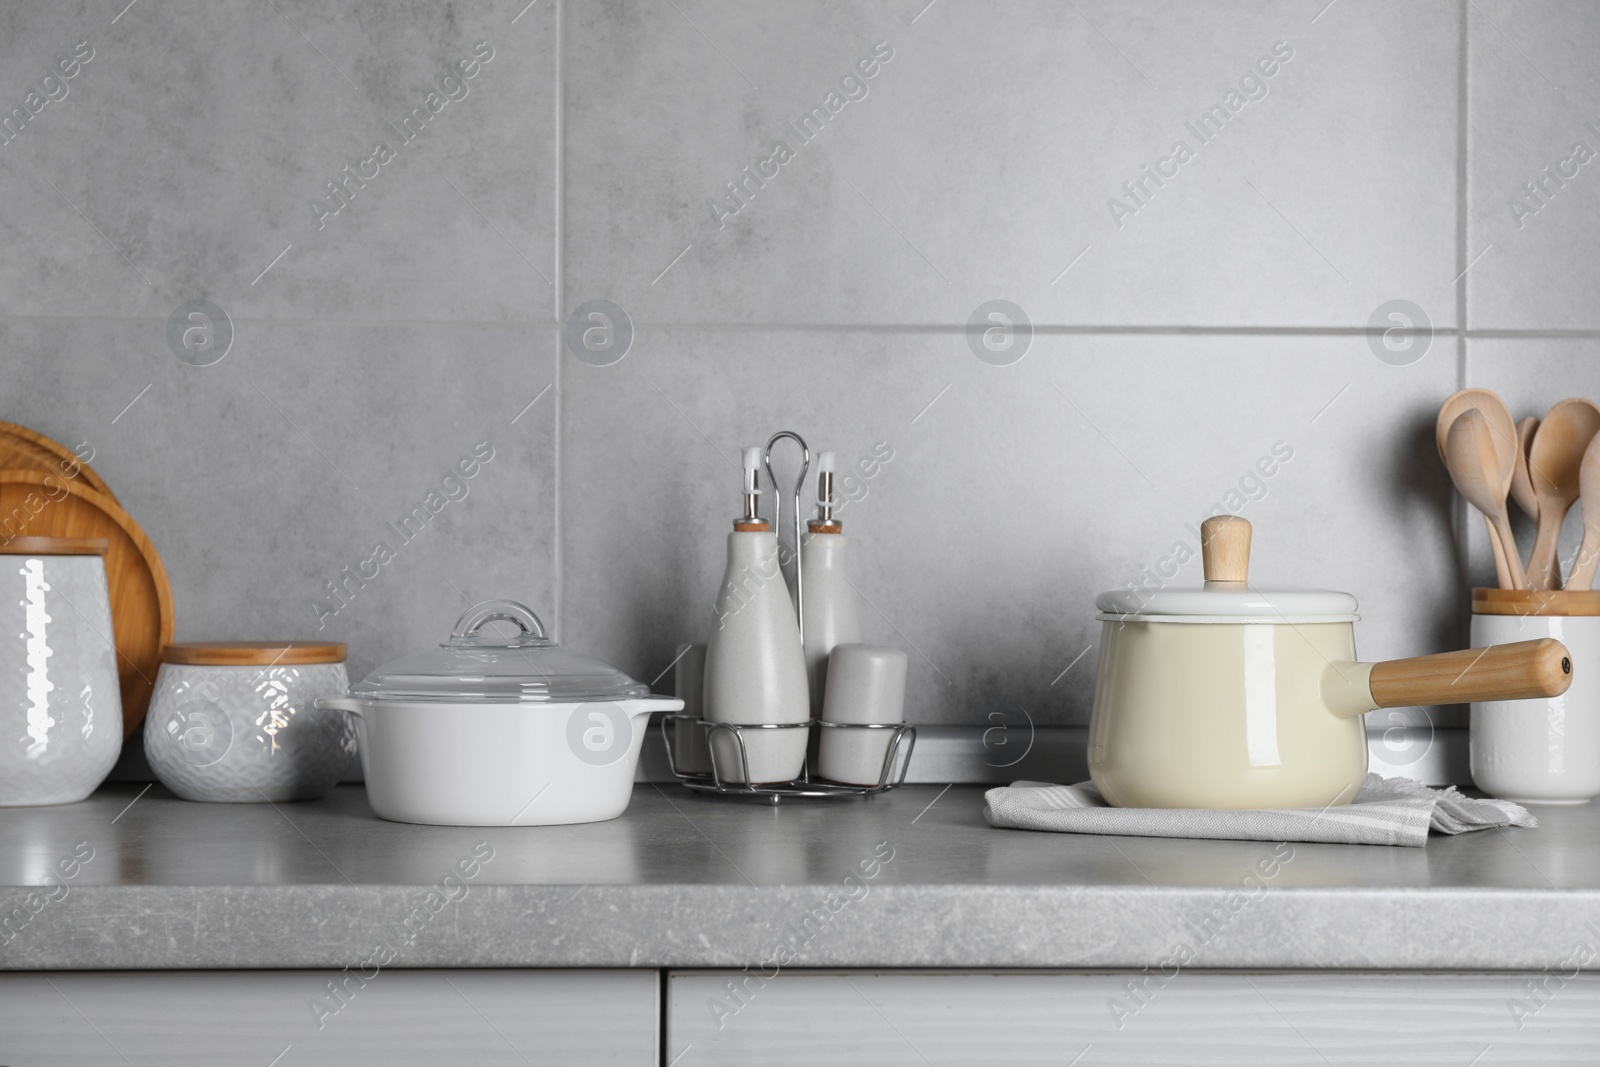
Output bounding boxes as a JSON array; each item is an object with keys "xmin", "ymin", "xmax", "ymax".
[
  {"xmin": 1470, "ymin": 589, "xmax": 1600, "ymax": 804},
  {"xmin": 0, "ymin": 538, "xmax": 122, "ymax": 806}
]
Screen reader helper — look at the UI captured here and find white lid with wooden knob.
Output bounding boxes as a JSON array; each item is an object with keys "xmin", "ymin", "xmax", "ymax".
[{"xmin": 1094, "ymin": 515, "xmax": 1359, "ymax": 623}]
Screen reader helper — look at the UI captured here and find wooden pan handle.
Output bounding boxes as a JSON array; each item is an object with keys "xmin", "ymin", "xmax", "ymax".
[{"xmin": 1369, "ymin": 639, "xmax": 1572, "ymax": 708}]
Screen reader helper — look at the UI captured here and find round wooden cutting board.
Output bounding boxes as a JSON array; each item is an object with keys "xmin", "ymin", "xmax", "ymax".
[
  {"xmin": 0, "ymin": 471, "xmax": 173, "ymax": 738},
  {"xmin": 0, "ymin": 421, "xmax": 117, "ymax": 502}
]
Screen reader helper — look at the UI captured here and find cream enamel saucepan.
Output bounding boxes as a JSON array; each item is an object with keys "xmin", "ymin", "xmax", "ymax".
[{"xmin": 1088, "ymin": 516, "xmax": 1573, "ymax": 810}]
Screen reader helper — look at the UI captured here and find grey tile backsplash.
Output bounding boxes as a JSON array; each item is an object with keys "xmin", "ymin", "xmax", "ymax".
[
  {"xmin": 1468, "ymin": 0, "xmax": 1600, "ymax": 330},
  {"xmin": 566, "ymin": 0, "xmax": 1459, "ymax": 328},
  {"xmin": 0, "ymin": 1, "xmax": 1593, "ymax": 737}
]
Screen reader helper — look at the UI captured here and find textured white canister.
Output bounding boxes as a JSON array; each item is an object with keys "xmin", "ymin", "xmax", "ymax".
[
  {"xmin": 0, "ymin": 538, "xmax": 122, "ymax": 806},
  {"xmin": 144, "ymin": 642, "xmax": 354, "ymax": 802},
  {"xmin": 1470, "ymin": 590, "xmax": 1600, "ymax": 805}
]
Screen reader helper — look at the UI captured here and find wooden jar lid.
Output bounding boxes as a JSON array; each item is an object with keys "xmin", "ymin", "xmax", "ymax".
[
  {"xmin": 1472, "ymin": 588, "xmax": 1600, "ymax": 617},
  {"xmin": 0, "ymin": 536, "xmax": 110, "ymax": 555},
  {"xmin": 162, "ymin": 641, "xmax": 348, "ymax": 666}
]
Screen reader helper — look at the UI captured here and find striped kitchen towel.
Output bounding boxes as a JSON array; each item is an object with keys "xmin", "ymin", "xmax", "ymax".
[{"xmin": 983, "ymin": 773, "xmax": 1536, "ymax": 847}]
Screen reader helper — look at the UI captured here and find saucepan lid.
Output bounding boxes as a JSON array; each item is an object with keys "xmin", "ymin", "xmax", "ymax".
[
  {"xmin": 1095, "ymin": 516, "xmax": 1360, "ymax": 624},
  {"xmin": 350, "ymin": 600, "xmax": 650, "ymax": 703}
]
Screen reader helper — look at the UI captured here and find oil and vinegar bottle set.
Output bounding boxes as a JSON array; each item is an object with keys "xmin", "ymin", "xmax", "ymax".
[{"xmin": 669, "ymin": 432, "xmax": 912, "ymax": 795}]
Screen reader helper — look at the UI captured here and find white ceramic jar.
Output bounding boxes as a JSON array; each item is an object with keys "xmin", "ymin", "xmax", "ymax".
[
  {"xmin": 0, "ymin": 538, "xmax": 122, "ymax": 806},
  {"xmin": 143, "ymin": 642, "xmax": 354, "ymax": 802},
  {"xmin": 1470, "ymin": 589, "xmax": 1600, "ymax": 805}
]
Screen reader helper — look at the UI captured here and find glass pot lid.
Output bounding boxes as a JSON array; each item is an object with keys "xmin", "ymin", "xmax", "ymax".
[{"xmin": 350, "ymin": 600, "xmax": 649, "ymax": 703}]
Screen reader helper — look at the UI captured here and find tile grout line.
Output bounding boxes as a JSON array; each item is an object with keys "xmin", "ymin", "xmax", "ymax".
[
  {"xmin": 1457, "ymin": 0, "xmax": 1471, "ymax": 350},
  {"xmin": 1456, "ymin": 0, "xmax": 1473, "ymax": 649},
  {"xmin": 0, "ymin": 313, "xmax": 1597, "ymax": 339},
  {"xmin": 553, "ymin": 0, "xmax": 566, "ymax": 644}
]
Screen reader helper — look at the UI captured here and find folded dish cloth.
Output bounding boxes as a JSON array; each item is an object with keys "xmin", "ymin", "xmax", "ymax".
[{"xmin": 983, "ymin": 773, "xmax": 1536, "ymax": 847}]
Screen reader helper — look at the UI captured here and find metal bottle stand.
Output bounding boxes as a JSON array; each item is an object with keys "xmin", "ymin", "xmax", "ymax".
[
  {"xmin": 664, "ymin": 430, "xmax": 916, "ymax": 802},
  {"xmin": 662, "ymin": 716, "xmax": 916, "ymax": 801}
]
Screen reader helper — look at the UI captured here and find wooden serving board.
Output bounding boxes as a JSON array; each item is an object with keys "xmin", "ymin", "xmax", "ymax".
[
  {"xmin": 0, "ymin": 421, "xmax": 117, "ymax": 502},
  {"xmin": 0, "ymin": 471, "xmax": 173, "ymax": 738}
]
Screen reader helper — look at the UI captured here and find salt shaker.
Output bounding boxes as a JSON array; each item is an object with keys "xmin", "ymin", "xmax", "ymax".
[{"xmin": 818, "ymin": 643, "xmax": 907, "ymax": 785}]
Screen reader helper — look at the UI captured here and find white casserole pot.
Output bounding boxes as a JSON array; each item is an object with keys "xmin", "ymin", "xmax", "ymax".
[
  {"xmin": 317, "ymin": 601, "xmax": 681, "ymax": 826},
  {"xmin": 1088, "ymin": 517, "xmax": 1572, "ymax": 810}
]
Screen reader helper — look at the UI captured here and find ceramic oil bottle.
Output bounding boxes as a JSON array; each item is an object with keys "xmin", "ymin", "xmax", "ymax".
[
  {"xmin": 703, "ymin": 446, "xmax": 809, "ymax": 783},
  {"xmin": 800, "ymin": 451, "xmax": 862, "ymax": 716}
]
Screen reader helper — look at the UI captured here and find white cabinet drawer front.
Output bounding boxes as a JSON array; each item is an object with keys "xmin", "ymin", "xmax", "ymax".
[
  {"xmin": 0, "ymin": 970, "xmax": 657, "ymax": 1066},
  {"xmin": 667, "ymin": 971, "xmax": 1600, "ymax": 1066}
]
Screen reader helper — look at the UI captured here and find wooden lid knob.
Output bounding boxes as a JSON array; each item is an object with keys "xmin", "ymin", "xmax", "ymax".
[{"xmin": 1202, "ymin": 515, "xmax": 1251, "ymax": 586}]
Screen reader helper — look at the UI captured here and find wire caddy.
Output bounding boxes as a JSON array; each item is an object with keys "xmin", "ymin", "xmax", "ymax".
[
  {"xmin": 662, "ymin": 430, "xmax": 916, "ymax": 802},
  {"xmin": 662, "ymin": 716, "xmax": 916, "ymax": 802}
]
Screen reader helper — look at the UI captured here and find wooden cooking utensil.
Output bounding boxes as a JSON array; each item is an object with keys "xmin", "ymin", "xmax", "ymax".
[
  {"xmin": 1445, "ymin": 409, "xmax": 1527, "ymax": 591},
  {"xmin": 1485, "ymin": 497, "xmax": 1513, "ymax": 590},
  {"xmin": 0, "ymin": 421, "xmax": 116, "ymax": 502},
  {"xmin": 1437, "ymin": 389, "xmax": 1520, "ymax": 589},
  {"xmin": 1511, "ymin": 416, "xmax": 1540, "ymax": 524},
  {"xmin": 0, "ymin": 471, "xmax": 173, "ymax": 738},
  {"xmin": 1528, "ymin": 398, "xmax": 1600, "ymax": 590},
  {"xmin": 1569, "ymin": 430, "xmax": 1600, "ymax": 590},
  {"xmin": 1435, "ymin": 390, "xmax": 1519, "ymax": 461}
]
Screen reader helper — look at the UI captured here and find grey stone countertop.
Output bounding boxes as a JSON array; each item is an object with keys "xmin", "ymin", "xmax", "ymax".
[{"xmin": 3, "ymin": 783, "xmax": 1598, "ymax": 972}]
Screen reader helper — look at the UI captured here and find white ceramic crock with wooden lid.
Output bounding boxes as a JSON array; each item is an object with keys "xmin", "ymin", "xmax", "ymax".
[
  {"xmin": 1088, "ymin": 516, "xmax": 1574, "ymax": 810},
  {"xmin": 144, "ymin": 641, "xmax": 353, "ymax": 803}
]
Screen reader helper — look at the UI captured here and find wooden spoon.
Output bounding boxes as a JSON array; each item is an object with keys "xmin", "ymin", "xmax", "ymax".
[
  {"xmin": 1511, "ymin": 416, "xmax": 1540, "ymax": 524},
  {"xmin": 1528, "ymin": 398, "xmax": 1600, "ymax": 590},
  {"xmin": 1436, "ymin": 389, "xmax": 1520, "ymax": 589},
  {"xmin": 1568, "ymin": 431, "xmax": 1600, "ymax": 589},
  {"xmin": 1445, "ymin": 409, "xmax": 1526, "ymax": 591}
]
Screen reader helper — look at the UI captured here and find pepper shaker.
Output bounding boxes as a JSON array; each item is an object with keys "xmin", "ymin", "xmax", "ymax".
[{"xmin": 818, "ymin": 643, "xmax": 907, "ymax": 785}]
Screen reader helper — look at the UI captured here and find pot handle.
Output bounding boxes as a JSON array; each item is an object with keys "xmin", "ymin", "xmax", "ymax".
[
  {"xmin": 315, "ymin": 696, "xmax": 366, "ymax": 718},
  {"xmin": 450, "ymin": 600, "xmax": 548, "ymax": 645},
  {"xmin": 1327, "ymin": 639, "xmax": 1572, "ymax": 717}
]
